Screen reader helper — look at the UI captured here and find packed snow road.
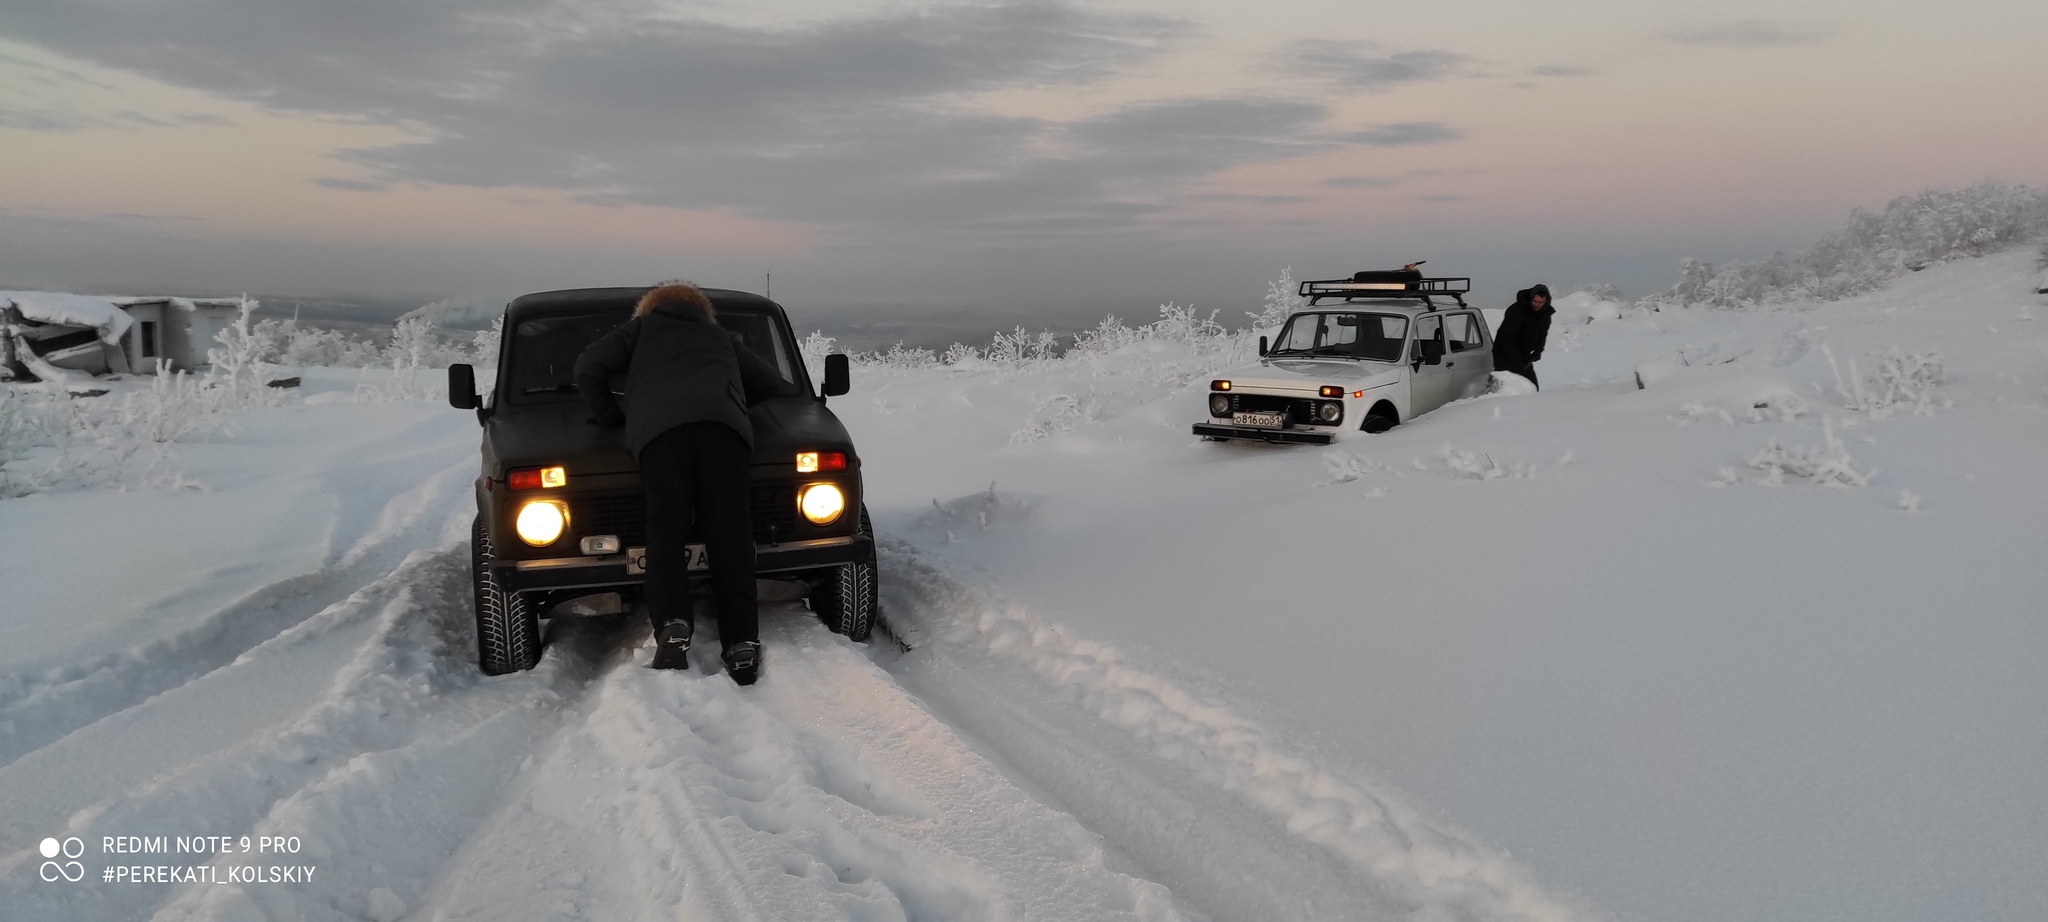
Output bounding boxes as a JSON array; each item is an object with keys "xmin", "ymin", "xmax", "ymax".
[{"xmin": 0, "ymin": 378, "xmax": 1583, "ymax": 921}]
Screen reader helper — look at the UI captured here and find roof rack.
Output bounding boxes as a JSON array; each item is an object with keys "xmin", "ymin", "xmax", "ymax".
[{"xmin": 1297, "ymin": 275, "xmax": 1470, "ymax": 309}]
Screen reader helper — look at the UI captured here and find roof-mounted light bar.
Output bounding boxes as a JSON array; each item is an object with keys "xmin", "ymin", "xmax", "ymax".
[{"xmin": 1297, "ymin": 275, "xmax": 1472, "ymax": 308}]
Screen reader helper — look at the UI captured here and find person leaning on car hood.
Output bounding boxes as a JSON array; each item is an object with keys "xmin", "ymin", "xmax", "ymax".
[
  {"xmin": 573, "ymin": 281, "xmax": 788, "ymax": 684},
  {"xmin": 1492, "ymin": 284, "xmax": 1556, "ymax": 390}
]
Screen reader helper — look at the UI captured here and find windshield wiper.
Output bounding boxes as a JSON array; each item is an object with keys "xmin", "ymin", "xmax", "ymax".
[
  {"xmin": 1266, "ymin": 347, "xmax": 1313, "ymax": 357},
  {"xmin": 522, "ymin": 383, "xmax": 578, "ymax": 394},
  {"xmin": 1305, "ymin": 347, "xmax": 1360, "ymax": 357}
]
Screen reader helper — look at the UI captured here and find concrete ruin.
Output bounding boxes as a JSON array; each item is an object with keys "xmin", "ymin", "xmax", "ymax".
[{"xmin": 1, "ymin": 291, "xmax": 244, "ymax": 383}]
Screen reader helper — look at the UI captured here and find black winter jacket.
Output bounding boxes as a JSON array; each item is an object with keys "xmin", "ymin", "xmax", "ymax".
[
  {"xmin": 1492, "ymin": 285, "xmax": 1556, "ymax": 369},
  {"xmin": 573, "ymin": 301, "xmax": 789, "ymax": 457}
]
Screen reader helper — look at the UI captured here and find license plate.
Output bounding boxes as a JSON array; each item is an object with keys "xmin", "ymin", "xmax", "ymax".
[
  {"xmin": 1233, "ymin": 411, "xmax": 1286, "ymax": 428},
  {"xmin": 625, "ymin": 545, "xmax": 710, "ymax": 576}
]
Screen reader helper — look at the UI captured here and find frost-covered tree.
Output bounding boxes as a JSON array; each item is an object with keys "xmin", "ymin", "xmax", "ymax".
[
  {"xmin": 1249, "ymin": 267, "xmax": 1307, "ymax": 330},
  {"xmin": 1650, "ymin": 179, "xmax": 2048, "ymax": 308}
]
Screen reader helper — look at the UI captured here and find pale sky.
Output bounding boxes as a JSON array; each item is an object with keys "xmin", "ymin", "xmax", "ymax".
[{"xmin": 1, "ymin": 0, "xmax": 2043, "ymax": 327}]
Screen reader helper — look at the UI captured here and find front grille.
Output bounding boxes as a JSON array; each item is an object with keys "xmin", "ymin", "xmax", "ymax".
[
  {"xmin": 573, "ymin": 492, "xmax": 648, "ymax": 547},
  {"xmin": 749, "ymin": 483, "xmax": 799, "ymax": 544},
  {"xmin": 1228, "ymin": 393, "xmax": 1318, "ymax": 420},
  {"xmin": 567, "ymin": 482, "xmax": 804, "ymax": 548}
]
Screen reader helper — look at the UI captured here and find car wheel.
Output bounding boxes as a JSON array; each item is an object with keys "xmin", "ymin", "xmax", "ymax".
[
  {"xmin": 815, "ymin": 507, "xmax": 878, "ymax": 642},
  {"xmin": 473, "ymin": 515, "xmax": 542, "ymax": 675},
  {"xmin": 1362, "ymin": 414, "xmax": 1396, "ymax": 433}
]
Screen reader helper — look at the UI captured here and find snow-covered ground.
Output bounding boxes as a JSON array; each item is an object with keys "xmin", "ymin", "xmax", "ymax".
[{"xmin": 3, "ymin": 250, "xmax": 2044, "ymax": 921}]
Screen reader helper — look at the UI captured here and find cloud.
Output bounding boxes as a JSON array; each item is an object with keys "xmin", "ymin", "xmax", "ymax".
[
  {"xmin": 1185, "ymin": 193, "xmax": 1312, "ymax": 205},
  {"xmin": 1335, "ymin": 121, "xmax": 1462, "ymax": 147},
  {"xmin": 1321, "ymin": 175, "xmax": 1398, "ymax": 188},
  {"xmin": 1530, "ymin": 64, "xmax": 1593, "ymax": 77},
  {"xmin": 1287, "ymin": 41, "xmax": 1466, "ymax": 91},
  {"xmin": 1664, "ymin": 21, "xmax": 1830, "ymax": 47},
  {"xmin": 8, "ymin": 0, "xmax": 1420, "ymax": 246},
  {"xmin": 315, "ymin": 178, "xmax": 388, "ymax": 192},
  {"xmin": 0, "ymin": 108, "xmax": 96, "ymax": 131}
]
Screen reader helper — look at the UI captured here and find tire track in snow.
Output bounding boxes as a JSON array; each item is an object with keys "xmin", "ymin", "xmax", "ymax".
[
  {"xmin": 0, "ymin": 542, "xmax": 618, "ymax": 922},
  {"xmin": 0, "ymin": 448, "xmax": 475, "ymax": 769},
  {"xmin": 874, "ymin": 538, "xmax": 1606, "ymax": 922},
  {"xmin": 414, "ymin": 607, "xmax": 1189, "ymax": 922}
]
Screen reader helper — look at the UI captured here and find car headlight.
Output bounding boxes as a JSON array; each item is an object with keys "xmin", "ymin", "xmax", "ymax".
[
  {"xmin": 798, "ymin": 483, "xmax": 845, "ymax": 525},
  {"xmin": 1208, "ymin": 394, "xmax": 1232, "ymax": 417},
  {"xmin": 1317, "ymin": 401, "xmax": 1342, "ymax": 423},
  {"xmin": 515, "ymin": 500, "xmax": 569, "ymax": 546}
]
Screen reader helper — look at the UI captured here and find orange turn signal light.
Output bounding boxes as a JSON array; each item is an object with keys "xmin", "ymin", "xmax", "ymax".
[
  {"xmin": 1211, "ymin": 380, "xmax": 1231, "ymax": 391},
  {"xmin": 1319, "ymin": 385, "xmax": 1343, "ymax": 398},
  {"xmin": 796, "ymin": 451, "xmax": 848, "ymax": 473},
  {"xmin": 507, "ymin": 465, "xmax": 567, "ymax": 490}
]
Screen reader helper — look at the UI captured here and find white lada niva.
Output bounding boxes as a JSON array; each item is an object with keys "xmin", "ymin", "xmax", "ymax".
[{"xmin": 1194, "ymin": 269, "xmax": 1494, "ymax": 445}]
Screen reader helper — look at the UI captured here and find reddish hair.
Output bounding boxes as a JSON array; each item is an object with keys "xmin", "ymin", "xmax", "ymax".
[{"xmin": 635, "ymin": 281, "xmax": 713, "ymax": 319}]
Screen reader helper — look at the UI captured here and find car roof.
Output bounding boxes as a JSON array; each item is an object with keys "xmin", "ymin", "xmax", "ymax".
[{"xmin": 503, "ymin": 286, "xmax": 784, "ymax": 320}]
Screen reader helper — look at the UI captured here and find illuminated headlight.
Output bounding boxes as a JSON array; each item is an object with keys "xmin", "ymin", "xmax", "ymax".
[
  {"xmin": 798, "ymin": 483, "xmax": 845, "ymax": 525},
  {"xmin": 1317, "ymin": 401, "xmax": 1342, "ymax": 423},
  {"xmin": 1208, "ymin": 394, "xmax": 1232, "ymax": 417},
  {"xmin": 515, "ymin": 501, "xmax": 569, "ymax": 546}
]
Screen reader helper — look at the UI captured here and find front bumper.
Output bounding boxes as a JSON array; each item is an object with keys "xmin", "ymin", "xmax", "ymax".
[
  {"xmin": 1192, "ymin": 422, "xmax": 1335, "ymax": 445},
  {"xmin": 497, "ymin": 534, "xmax": 872, "ymax": 593}
]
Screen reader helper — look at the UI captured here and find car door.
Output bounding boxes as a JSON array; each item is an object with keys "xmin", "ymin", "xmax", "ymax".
[
  {"xmin": 1408, "ymin": 313, "xmax": 1458, "ymax": 416},
  {"xmin": 1442, "ymin": 311, "xmax": 1491, "ymax": 398}
]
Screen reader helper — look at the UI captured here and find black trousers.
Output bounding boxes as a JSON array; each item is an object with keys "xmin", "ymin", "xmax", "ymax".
[
  {"xmin": 639, "ymin": 422, "xmax": 757, "ymax": 646},
  {"xmin": 1499, "ymin": 360, "xmax": 1540, "ymax": 390}
]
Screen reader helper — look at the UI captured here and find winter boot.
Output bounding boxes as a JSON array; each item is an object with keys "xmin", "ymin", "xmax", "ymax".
[
  {"xmin": 651, "ymin": 621, "xmax": 693, "ymax": 670},
  {"xmin": 723, "ymin": 641, "xmax": 761, "ymax": 686}
]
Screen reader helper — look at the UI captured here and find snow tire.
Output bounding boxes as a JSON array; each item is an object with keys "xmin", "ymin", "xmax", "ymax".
[
  {"xmin": 816, "ymin": 507, "xmax": 878, "ymax": 642},
  {"xmin": 473, "ymin": 515, "xmax": 542, "ymax": 675}
]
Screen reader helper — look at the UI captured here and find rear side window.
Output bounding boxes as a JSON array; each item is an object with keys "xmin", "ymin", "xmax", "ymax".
[
  {"xmin": 1414, "ymin": 314, "xmax": 1443, "ymax": 355},
  {"xmin": 1445, "ymin": 313, "xmax": 1484, "ymax": 352}
]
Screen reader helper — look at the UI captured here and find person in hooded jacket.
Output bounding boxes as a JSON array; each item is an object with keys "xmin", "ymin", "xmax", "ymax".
[
  {"xmin": 1492, "ymin": 284, "xmax": 1556, "ymax": 390},
  {"xmin": 574, "ymin": 281, "xmax": 791, "ymax": 683}
]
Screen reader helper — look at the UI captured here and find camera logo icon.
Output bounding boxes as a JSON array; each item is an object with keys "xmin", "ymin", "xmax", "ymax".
[{"xmin": 39, "ymin": 837, "xmax": 85, "ymax": 883}]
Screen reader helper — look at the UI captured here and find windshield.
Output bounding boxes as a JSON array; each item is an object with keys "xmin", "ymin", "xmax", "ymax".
[
  {"xmin": 1269, "ymin": 312, "xmax": 1408, "ymax": 362},
  {"xmin": 504, "ymin": 307, "xmax": 805, "ymax": 404}
]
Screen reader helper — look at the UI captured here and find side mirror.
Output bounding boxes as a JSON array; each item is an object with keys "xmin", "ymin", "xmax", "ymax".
[
  {"xmin": 822, "ymin": 353, "xmax": 850, "ymax": 399},
  {"xmin": 1258, "ymin": 335, "xmax": 1269, "ymax": 357},
  {"xmin": 1419, "ymin": 340, "xmax": 1446, "ymax": 365},
  {"xmin": 448, "ymin": 364, "xmax": 478, "ymax": 409}
]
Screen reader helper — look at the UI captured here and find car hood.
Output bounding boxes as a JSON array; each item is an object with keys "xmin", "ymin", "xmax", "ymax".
[
  {"xmin": 748, "ymin": 396, "xmax": 858, "ymax": 463},
  {"xmin": 484, "ymin": 396, "xmax": 858, "ymax": 475},
  {"xmin": 1217, "ymin": 359, "xmax": 1402, "ymax": 393}
]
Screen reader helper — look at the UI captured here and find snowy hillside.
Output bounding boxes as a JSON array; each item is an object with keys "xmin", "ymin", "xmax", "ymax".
[{"xmin": 3, "ymin": 250, "xmax": 2044, "ymax": 922}]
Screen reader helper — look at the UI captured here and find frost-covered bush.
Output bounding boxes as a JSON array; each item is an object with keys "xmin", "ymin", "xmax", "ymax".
[
  {"xmin": 247, "ymin": 309, "xmax": 495, "ymax": 372},
  {"xmin": 1650, "ymin": 179, "xmax": 2048, "ymax": 308},
  {"xmin": 1746, "ymin": 418, "xmax": 1874, "ymax": 487},
  {"xmin": 0, "ymin": 370, "xmax": 232, "ymax": 498},
  {"xmin": 1008, "ymin": 392, "xmax": 1107, "ymax": 444},
  {"xmin": 1824, "ymin": 345, "xmax": 1946, "ymax": 418},
  {"xmin": 207, "ymin": 299, "xmax": 277, "ymax": 404},
  {"xmin": 1248, "ymin": 267, "xmax": 1307, "ymax": 331}
]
